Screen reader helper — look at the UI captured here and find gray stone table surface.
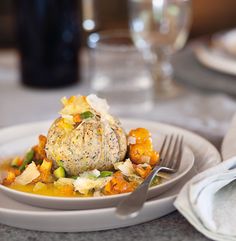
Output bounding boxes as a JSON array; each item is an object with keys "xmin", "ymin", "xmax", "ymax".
[
  {"xmin": 0, "ymin": 212, "xmax": 209, "ymax": 241},
  {"xmin": 1, "ymin": 45, "xmax": 236, "ymax": 241}
]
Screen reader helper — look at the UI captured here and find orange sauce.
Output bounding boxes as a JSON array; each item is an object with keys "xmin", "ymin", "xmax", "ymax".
[
  {"xmin": 8, "ymin": 183, "xmax": 86, "ymax": 197},
  {"xmin": 0, "ymin": 159, "xmax": 88, "ymax": 198}
]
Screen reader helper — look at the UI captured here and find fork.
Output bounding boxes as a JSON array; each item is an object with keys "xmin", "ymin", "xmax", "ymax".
[{"xmin": 116, "ymin": 134, "xmax": 184, "ymax": 219}]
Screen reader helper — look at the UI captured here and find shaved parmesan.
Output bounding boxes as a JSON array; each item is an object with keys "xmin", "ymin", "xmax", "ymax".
[
  {"xmin": 86, "ymin": 94, "xmax": 110, "ymax": 120},
  {"xmin": 54, "ymin": 178, "xmax": 75, "ymax": 187},
  {"xmin": 14, "ymin": 162, "xmax": 40, "ymax": 185},
  {"xmin": 61, "ymin": 114, "xmax": 74, "ymax": 124},
  {"xmin": 114, "ymin": 159, "xmax": 135, "ymax": 176},
  {"xmin": 73, "ymin": 176, "xmax": 111, "ymax": 195},
  {"xmin": 80, "ymin": 169, "xmax": 101, "ymax": 179}
]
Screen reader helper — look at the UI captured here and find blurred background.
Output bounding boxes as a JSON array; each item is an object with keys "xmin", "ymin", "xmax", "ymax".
[
  {"xmin": 1, "ymin": 0, "xmax": 236, "ymax": 47},
  {"xmin": 1, "ymin": 0, "xmax": 236, "ymax": 147}
]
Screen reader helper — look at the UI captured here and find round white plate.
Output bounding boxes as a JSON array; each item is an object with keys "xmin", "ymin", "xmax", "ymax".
[
  {"xmin": 194, "ymin": 44, "xmax": 236, "ymax": 76},
  {"xmin": 0, "ymin": 119, "xmax": 221, "ymax": 232},
  {"xmin": 212, "ymin": 29, "xmax": 236, "ymax": 57},
  {"xmin": 0, "ymin": 120, "xmax": 194, "ymax": 210}
]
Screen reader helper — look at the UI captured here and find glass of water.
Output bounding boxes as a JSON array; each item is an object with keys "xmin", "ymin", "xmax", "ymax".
[
  {"xmin": 88, "ymin": 30, "xmax": 153, "ymax": 113},
  {"xmin": 129, "ymin": 0, "xmax": 192, "ymax": 99}
]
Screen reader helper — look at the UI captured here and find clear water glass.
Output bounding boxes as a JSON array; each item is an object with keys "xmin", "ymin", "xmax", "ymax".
[
  {"xmin": 88, "ymin": 30, "xmax": 153, "ymax": 113},
  {"xmin": 129, "ymin": 0, "xmax": 192, "ymax": 99}
]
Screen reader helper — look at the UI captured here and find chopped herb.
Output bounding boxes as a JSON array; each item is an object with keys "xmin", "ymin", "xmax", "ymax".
[
  {"xmin": 99, "ymin": 171, "xmax": 113, "ymax": 177},
  {"xmin": 71, "ymin": 176, "xmax": 78, "ymax": 180},
  {"xmin": 86, "ymin": 174, "xmax": 98, "ymax": 179},
  {"xmin": 19, "ymin": 149, "xmax": 34, "ymax": 171},
  {"xmin": 80, "ymin": 111, "xmax": 94, "ymax": 119},
  {"xmin": 57, "ymin": 160, "xmax": 64, "ymax": 167}
]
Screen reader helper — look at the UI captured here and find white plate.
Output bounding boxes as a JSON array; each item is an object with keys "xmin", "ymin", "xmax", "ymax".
[
  {"xmin": 212, "ymin": 29, "xmax": 236, "ymax": 57},
  {"xmin": 0, "ymin": 120, "xmax": 194, "ymax": 210},
  {"xmin": 194, "ymin": 44, "xmax": 236, "ymax": 76},
  {"xmin": 0, "ymin": 119, "xmax": 221, "ymax": 232}
]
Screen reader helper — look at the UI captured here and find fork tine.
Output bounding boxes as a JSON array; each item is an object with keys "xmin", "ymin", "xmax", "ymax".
[
  {"xmin": 173, "ymin": 136, "xmax": 183, "ymax": 170},
  {"xmin": 161, "ymin": 134, "xmax": 174, "ymax": 166},
  {"xmin": 159, "ymin": 135, "xmax": 170, "ymax": 166},
  {"xmin": 166, "ymin": 135, "xmax": 180, "ymax": 169},
  {"xmin": 159, "ymin": 135, "xmax": 167, "ymax": 157}
]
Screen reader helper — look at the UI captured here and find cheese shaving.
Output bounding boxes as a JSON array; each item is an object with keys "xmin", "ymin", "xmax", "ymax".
[
  {"xmin": 114, "ymin": 159, "xmax": 135, "ymax": 176},
  {"xmin": 86, "ymin": 94, "xmax": 110, "ymax": 120},
  {"xmin": 73, "ymin": 176, "xmax": 111, "ymax": 195},
  {"xmin": 14, "ymin": 162, "xmax": 40, "ymax": 185}
]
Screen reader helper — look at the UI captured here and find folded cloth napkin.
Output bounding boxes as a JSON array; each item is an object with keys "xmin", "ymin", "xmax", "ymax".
[{"xmin": 174, "ymin": 156, "xmax": 236, "ymax": 241}]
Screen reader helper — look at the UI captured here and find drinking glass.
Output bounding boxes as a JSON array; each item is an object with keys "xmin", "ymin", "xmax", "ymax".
[
  {"xmin": 15, "ymin": 0, "xmax": 81, "ymax": 88},
  {"xmin": 129, "ymin": 0, "xmax": 191, "ymax": 99},
  {"xmin": 88, "ymin": 30, "xmax": 153, "ymax": 113}
]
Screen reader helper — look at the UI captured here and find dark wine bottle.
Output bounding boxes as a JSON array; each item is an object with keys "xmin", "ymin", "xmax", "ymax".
[{"xmin": 15, "ymin": 0, "xmax": 81, "ymax": 88}]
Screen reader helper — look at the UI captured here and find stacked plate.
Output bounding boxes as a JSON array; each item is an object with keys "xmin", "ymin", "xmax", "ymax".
[
  {"xmin": 0, "ymin": 119, "xmax": 221, "ymax": 232},
  {"xmin": 194, "ymin": 29, "xmax": 236, "ymax": 76}
]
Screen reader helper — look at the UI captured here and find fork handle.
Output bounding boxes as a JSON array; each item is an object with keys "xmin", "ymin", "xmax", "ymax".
[{"xmin": 116, "ymin": 165, "xmax": 170, "ymax": 219}]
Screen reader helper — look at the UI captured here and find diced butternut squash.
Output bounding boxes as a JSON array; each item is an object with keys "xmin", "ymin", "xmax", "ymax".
[
  {"xmin": 134, "ymin": 165, "xmax": 152, "ymax": 179},
  {"xmin": 33, "ymin": 135, "xmax": 47, "ymax": 161},
  {"xmin": 128, "ymin": 128, "xmax": 160, "ymax": 165},
  {"xmin": 39, "ymin": 159, "xmax": 52, "ymax": 173},
  {"xmin": 150, "ymin": 151, "xmax": 159, "ymax": 166},
  {"xmin": 73, "ymin": 113, "xmax": 82, "ymax": 123},
  {"xmin": 103, "ymin": 171, "xmax": 136, "ymax": 195},
  {"xmin": 3, "ymin": 171, "xmax": 16, "ymax": 185},
  {"xmin": 128, "ymin": 128, "xmax": 151, "ymax": 144}
]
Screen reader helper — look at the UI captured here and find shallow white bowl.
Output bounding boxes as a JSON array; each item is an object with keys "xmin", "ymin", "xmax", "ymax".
[
  {"xmin": 0, "ymin": 119, "xmax": 194, "ymax": 210},
  {"xmin": 0, "ymin": 118, "xmax": 221, "ymax": 232}
]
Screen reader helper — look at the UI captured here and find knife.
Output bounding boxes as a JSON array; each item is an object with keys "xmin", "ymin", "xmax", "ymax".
[{"xmin": 221, "ymin": 113, "xmax": 236, "ymax": 160}]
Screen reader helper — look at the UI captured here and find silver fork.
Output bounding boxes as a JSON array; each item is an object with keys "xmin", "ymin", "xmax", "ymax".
[{"xmin": 116, "ymin": 134, "xmax": 184, "ymax": 219}]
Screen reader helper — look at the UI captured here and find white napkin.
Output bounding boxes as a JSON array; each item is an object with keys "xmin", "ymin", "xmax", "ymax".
[{"xmin": 174, "ymin": 156, "xmax": 236, "ymax": 241}]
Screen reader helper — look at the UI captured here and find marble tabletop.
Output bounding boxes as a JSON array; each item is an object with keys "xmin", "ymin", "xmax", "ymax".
[{"xmin": 0, "ymin": 45, "xmax": 236, "ymax": 241}]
